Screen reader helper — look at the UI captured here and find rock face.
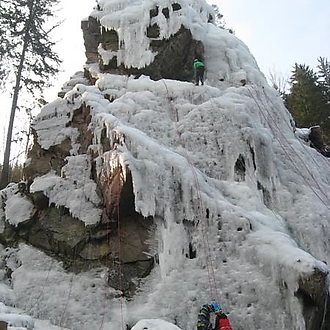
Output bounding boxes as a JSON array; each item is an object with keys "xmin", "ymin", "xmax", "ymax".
[
  {"xmin": 1, "ymin": 169, "xmax": 153, "ymax": 296},
  {"xmin": 1, "ymin": 0, "xmax": 209, "ymax": 301},
  {"xmin": 3, "ymin": 1, "xmax": 209, "ymax": 298},
  {"xmin": 5, "ymin": 98, "xmax": 155, "ymax": 297},
  {"xmin": 13, "ymin": 2, "xmax": 210, "ymax": 293},
  {"xmin": 297, "ymin": 268, "xmax": 329, "ymax": 330},
  {"xmin": 0, "ymin": 321, "xmax": 7, "ymax": 330},
  {"xmin": 81, "ymin": 7, "xmax": 206, "ymax": 82},
  {"xmin": 309, "ymin": 126, "xmax": 330, "ymax": 157}
]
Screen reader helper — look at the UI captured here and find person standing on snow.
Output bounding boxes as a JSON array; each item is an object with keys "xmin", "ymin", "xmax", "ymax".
[
  {"xmin": 196, "ymin": 302, "xmax": 221, "ymax": 330},
  {"xmin": 213, "ymin": 311, "xmax": 233, "ymax": 330},
  {"xmin": 193, "ymin": 59, "xmax": 205, "ymax": 86}
]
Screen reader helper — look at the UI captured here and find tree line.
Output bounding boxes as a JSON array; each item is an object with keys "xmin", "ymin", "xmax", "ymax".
[{"xmin": 271, "ymin": 57, "xmax": 330, "ymax": 145}]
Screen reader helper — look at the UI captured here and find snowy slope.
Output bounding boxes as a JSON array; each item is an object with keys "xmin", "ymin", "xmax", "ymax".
[{"xmin": 0, "ymin": 0, "xmax": 330, "ymax": 330}]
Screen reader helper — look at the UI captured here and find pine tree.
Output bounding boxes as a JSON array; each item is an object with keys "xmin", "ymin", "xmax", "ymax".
[
  {"xmin": 317, "ymin": 57, "xmax": 330, "ymax": 91},
  {"xmin": 285, "ymin": 64, "xmax": 327, "ymax": 130},
  {"xmin": 317, "ymin": 57, "xmax": 330, "ymax": 143},
  {"xmin": 0, "ymin": 0, "xmax": 61, "ymax": 189},
  {"xmin": 211, "ymin": 4, "xmax": 225, "ymax": 28},
  {"xmin": 211, "ymin": 4, "xmax": 234, "ymax": 33}
]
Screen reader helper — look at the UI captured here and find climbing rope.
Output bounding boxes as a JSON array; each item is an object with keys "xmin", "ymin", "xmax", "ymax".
[
  {"xmin": 16, "ymin": 110, "xmax": 90, "ymax": 329},
  {"xmin": 24, "ymin": 258, "xmax": 54, "ymax": 314},
  {"xmin": 246, "ymin": 85, "xmax": 330, "ymax": 210},
  {"xmin": 116, "ymin": 172, "xmax": 126, "ymax": 330},
  {"xmin": 204, "ymin": 85, "xmax": 293, "ymax": 238},
  {"xmin": 19, "ymin": 76, "xmax": 130, "ymax": 329},
  {"xmin": 161, "ymin": 79, "xmax": 220, "ymax": 302},
  {"xmin": 260, "ymin": 86, "xmax": 330, "ymax": 187},
  {"xmin": 99, "ymin": 74, "xmax": 130, "ymax": 330}
]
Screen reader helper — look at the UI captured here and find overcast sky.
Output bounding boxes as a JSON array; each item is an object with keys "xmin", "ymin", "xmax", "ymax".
[
  {"xmin": 44, "ymin": 0, "xmax": 96, "ymax": 101},
  {"xmin": 215, "ymin": 0, "xmax": 330, "ymax": 78}
]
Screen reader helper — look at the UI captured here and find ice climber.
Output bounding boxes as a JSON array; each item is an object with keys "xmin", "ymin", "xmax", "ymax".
[
  {"xmin": 193, "ymin": 59, "xmax": 205, "ymax": 86},
  {"xmin": 196, "ymin": 302, "xmax": 222, "ymax": 330},
  {"xmin": 213, "ymin": 311, "xmax": 233, "ymax": 330}
]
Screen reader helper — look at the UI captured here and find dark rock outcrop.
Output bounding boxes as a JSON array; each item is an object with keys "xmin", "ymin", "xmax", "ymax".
[
  {"xmin": 0, "ymin": 177, "xmax": 154, "ymax": 297},
  {"xmin": 309, "ymin": 126, "xmax": 330, "ymax": 157},
  {"xmin": 0, "ymin": 321, "xmax": 7, "ymax": 330},
  {"xmin": 81, "ymin": 14, "xmax": 204, "ymax": 82},
  {"xmin": 2, "ymin": 101, "xmax": 155, "ymax": 296},
  {"xmin": 81, "ymin": 17, "xmax": 102, "ymax": 64},
  {"xmin": 296, "ymin": 268, "xmax": 330, "ymax": 330}
]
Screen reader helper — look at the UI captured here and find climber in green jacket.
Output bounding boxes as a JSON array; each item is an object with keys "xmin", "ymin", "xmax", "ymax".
[{"xmin": 193, "ymin": 59, "xmax": 205, "ymax": 86}]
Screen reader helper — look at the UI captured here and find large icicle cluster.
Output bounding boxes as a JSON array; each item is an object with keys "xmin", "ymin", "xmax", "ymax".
[{"xmin": 91, "ymin": 0, "xmax": 214, "ymax": 68}]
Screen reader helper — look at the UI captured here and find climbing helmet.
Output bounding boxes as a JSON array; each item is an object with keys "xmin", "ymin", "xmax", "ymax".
[{"xmin": 211, "ymin": 302, "xmax": 221, "ymax": 313}]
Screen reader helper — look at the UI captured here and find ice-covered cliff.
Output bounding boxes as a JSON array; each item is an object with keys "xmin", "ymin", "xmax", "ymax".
[{"xmin": 0, "ymin": 0, "xmax": 329, "ymax": 330}]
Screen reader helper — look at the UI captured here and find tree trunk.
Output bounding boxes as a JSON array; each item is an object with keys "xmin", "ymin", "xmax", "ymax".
[{"xmin": 0, "ymin": 1, "xmax": 35, "ymax": 189}]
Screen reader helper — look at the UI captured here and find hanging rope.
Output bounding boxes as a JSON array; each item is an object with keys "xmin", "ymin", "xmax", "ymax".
[
  {"xmin": 58, "ymin": 154, "xmax": 94, "ymax": 329},
  {"xmin": 18, "ymin": 112, "xmax": 90, "ymax": 329},
  {"xmin": 116, "ymin": 170, "xmax": 126, "ymax": 330},
  {"xmin": 246, "ymin": 85, "xmax": 330, "ymax": 210},
  {"xmin": 161, "ymin": 79, "xmax": 219, "ymax": 302},
  {"xmin": 260, "ymin": 86, "xmax": 330, "ymax": 187},
  {"xmin": 99, "ymin": 75, "xmax": 130, "ymax": 330}
]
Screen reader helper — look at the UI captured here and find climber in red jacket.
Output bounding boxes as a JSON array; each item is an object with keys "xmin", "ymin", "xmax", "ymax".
[{"xmin": 213, "ymin": 311, "xmax": 233, "ymax": 330}]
